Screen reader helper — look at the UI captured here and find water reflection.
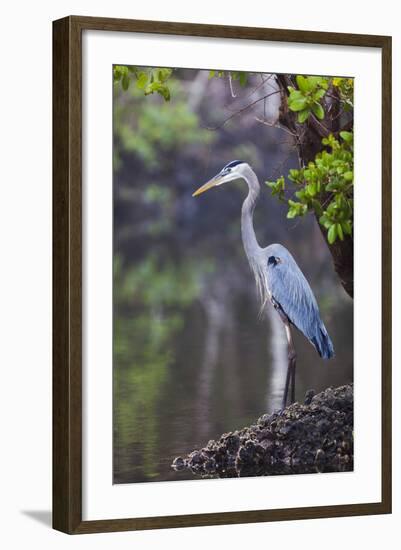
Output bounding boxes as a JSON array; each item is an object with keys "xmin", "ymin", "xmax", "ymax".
[{"xmin": 113, "ymin": 252, "xmax": 353, "ymax": 484}]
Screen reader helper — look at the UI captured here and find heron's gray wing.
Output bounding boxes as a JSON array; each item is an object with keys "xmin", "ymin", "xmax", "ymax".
[{"xmin": 267, "ymin": 252, "xmax": 334, "ymax": 359}]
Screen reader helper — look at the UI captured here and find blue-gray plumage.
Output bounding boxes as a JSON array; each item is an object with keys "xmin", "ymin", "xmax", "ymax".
[
  {"xmin": 193, "ymin": 160, "xmax": 335, "ymax": 406},
  {"xmin": 265, "ymin": 244, "xmax": 334, "ymax": 359}
]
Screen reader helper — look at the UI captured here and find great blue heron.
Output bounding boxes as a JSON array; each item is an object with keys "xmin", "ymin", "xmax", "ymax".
[{"xmin": 193, "ymin": 160, "xmax": 334, "ymax": 408}]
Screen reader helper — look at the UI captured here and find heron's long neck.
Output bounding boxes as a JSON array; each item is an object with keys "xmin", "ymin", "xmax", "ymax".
[{"xmin": 241, "ymin": 168, "xmax": 262, "ymax": 263}]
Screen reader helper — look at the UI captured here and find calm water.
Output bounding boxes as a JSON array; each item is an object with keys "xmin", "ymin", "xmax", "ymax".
[{"xmin": 113, "ymin": 255, "xmax": 353, "ymax": 484}]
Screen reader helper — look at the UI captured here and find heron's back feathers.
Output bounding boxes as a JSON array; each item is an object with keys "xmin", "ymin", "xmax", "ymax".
[{"xmin": 264, "ymin": 244, "xmax": 334, "ymax": 359}]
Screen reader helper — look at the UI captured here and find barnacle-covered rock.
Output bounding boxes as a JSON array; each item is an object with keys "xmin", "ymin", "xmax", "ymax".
[{"xmin": 171, "ymin": 384, "xmax": 353, "ymax": 478}]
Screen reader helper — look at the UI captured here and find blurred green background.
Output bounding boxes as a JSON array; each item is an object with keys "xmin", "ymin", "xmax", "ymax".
[{"xmin": 113, "ymin": 68, "xmax": 353, "ymax": 484}]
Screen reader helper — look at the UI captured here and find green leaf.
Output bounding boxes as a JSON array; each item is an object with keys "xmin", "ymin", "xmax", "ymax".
[
  {"xmin": 344, "ymin": 171, "xmax": 353, "ymax": 181},
  {"xmin": 288, "ymin": 169, "xmax": 303, "ymax": 184},
  {"xmin": 320, "ymin": 215, "xmax": 332, "ymax": 229},
  {"xmin": 342, "ymin": 220, "xmax": 352, "ymax": 235},
  {"xmin": 289, "ymin": 97, "xmax": 307, "ymax": 111},
  {"xmin": 157, "ymin": 68, "xmax": 172, "ymax": 82},
  {"xmin": 298, "ymin": 109, "xmax": 310, "ymax": 123},
  {"xmin": 340, "ymin": 131, "xmax": 353, "ymax": 143},
  {"xmin": 266, "ymin": 177, "xmax": 285, "ymax": 199},
  {"xmin": 289, "ymin": 89, "xmax": 304, "ymax": 99},
  {"xmin": 336, "ymin": 223, "xmax": 344, "ymax": 241},
  {"xmin": 136, "ymin": 72, "xmax": 148, "ymax": 89},
  {"xmin": 308, "ymin": 76, "xmax": 328, "ymax": 90},
  {"xmin": 122, "ymin": 73, "xmax": 130, "ymax": 91},
  {"xmin": 296, "ymin": 75, "xmax": 311, "ymax": 93},
  {"xmin": 326, "ymin": 181, "xmax": 339, "ymax": 192},
  {"xmin": 306, "ymin": 182, "xmax": 317, "ymax": 196},
  {"xmin": 328, "ymin": 224, "xmax": 337, "ymax": 244},
  {"xmin": 312, "ymin": 102, "xmax": 325, "ymax": 120},
  {"xmin": 313, "ymin": 88, "xmax": 326, "ymax": 100},
  {"xmin": 157, "ymin": 85, "xmax": 171, "ymax": 101}
]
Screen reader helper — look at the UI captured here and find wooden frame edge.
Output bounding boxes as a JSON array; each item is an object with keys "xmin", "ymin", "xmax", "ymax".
[
  {"xmin": 70, "ymin": 502, "xmax": 386, "ymax": 534},
  {"xmin": 52, "ymin": 15, "xmax": 392, "ymax": 534},
  {"xmin": 66, "ymin": 15, "xmax": 390, "ymax": 47},
  {"xmin": 381, "ymin": 34, "xmax": 392, "ymax": 516},
  {"xmin": 53, "ymin": 16, "xmax": 82, "ymax": 534}
]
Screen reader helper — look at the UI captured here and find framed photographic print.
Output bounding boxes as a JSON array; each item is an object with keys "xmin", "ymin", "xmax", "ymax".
[{"xmin": 53, "ymin": 16, "xmax": 392, "ymax": 534}]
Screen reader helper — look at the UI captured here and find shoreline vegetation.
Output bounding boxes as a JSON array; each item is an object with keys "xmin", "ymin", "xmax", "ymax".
[{"xmin": 172, "ymin": 384, "xmax": 353, "ymax": 478}]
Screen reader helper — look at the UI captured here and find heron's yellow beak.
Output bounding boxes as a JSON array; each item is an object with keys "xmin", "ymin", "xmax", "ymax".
[{"xmin": 192, "ymin": 176, "xmax": 222, "ymax": 197}]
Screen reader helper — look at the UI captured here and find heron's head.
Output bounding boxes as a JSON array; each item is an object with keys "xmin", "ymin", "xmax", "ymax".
[{"xmin": 192, "ymin": 160, "xmax": 248, "ymax": 197}]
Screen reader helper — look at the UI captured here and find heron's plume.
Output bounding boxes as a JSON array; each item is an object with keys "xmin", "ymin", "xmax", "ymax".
[{"xmin": 249, "ymin": 258, "xmax": 270, "ymax": 319}]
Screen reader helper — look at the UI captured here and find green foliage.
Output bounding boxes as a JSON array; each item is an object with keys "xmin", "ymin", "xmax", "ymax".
[
  {"xmin": 266, "ymin": 175, "xmax": 285, "ymax": 201},
  {"xmin": 266, "ymin": 132, "xmax": 353, "ymax": 244},
  {"xmin": 208, "ymin": 70, "xmax": 249, "ymax": 86},
  {"xmin": 332, "ymin": 77, "xmax": 354, "ymax": 110},
  {"xmin": 113, "ymin": 65, "xmax": 173, "ymax": 100},
  {"xmin": 114, "ymin": 77, "xmax": 214, "ymax": 168},
  {"xmin": 114, "ymin": 66, "xmax": 251, "ymax": 101},
  {"xmin": 114, "ymin": 254, "xmax": 203, "ymax": 309},
  {"xmin": 287, "ymin": 75, "xmax": 329, "ymax": 123}
]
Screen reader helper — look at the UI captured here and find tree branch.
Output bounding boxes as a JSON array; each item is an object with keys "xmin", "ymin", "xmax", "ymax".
[{"xmin": 204, "ymin": 90, "xmax": 281, "ymax": 131}]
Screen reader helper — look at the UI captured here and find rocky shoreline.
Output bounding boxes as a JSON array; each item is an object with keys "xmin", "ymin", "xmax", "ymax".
[{"xmin": 172, "ymin": 384, "xmax": 353, "ymax": 478}]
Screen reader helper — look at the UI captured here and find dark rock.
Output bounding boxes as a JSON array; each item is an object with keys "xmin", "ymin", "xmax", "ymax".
[
  {"xmin": 171, "ymin": 456, "xmax": 186, "ymax": 471},
  {"xmin": 171, "ymin": 384, "xmax": 354, "ymax": 478},
  {"xmin": 304, "ymin": 389, "xmax": 315, "ymax": 405}
]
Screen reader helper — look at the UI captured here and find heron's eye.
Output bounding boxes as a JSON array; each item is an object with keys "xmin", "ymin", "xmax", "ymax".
[{"xmin": 268, "ymin": 256, "xmax": 281, "ymax": 266}]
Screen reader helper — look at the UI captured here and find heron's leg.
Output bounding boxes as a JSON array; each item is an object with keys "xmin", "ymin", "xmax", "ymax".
[
  {"xmin": 282, "ymin": 322, "xmax": 297, "ymax": 408},
  {"xmin": 290, "ymin": 355, "xmax": 296, "ymax": 404},
  {"xmin": 282, "ymin": 357, "xmax": 292, "ymax": 409}
]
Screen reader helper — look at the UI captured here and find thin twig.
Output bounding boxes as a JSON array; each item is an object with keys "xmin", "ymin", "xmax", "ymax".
[
  {"xmin": 262, "ymin": 75, "xmax": 267, "ymax": 120},
  {"xmin": 325, "ymin": 92, "xmax": 348, "ymax": 104},
  {"xmin": 237, "ymin": 74, "xmax": 275, "ymax": 102},
  {"xmin": 329, "ymin": 107, "xmax": 345, "ymax": 122},
  {"xmin": 310, "ymin": 115, "xmax": 331, "ymax": 138},
  {"xmin": 267, "ymin": 146, "xmax": 299, "ymax": 181},
  {"xmin": 254, "ymin": 116, "xmax": 298, "ymax": 138},
  {"xmin": 228, "ymin": 73, "xmax": 236, "ymax": 98},
  {"xmin": 205, "ymin": 90, "xmax": 281, "ymax": 130},
  {"xmin": 222, "ymin": 74, "xmax": 275, "ymax": 113}
]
